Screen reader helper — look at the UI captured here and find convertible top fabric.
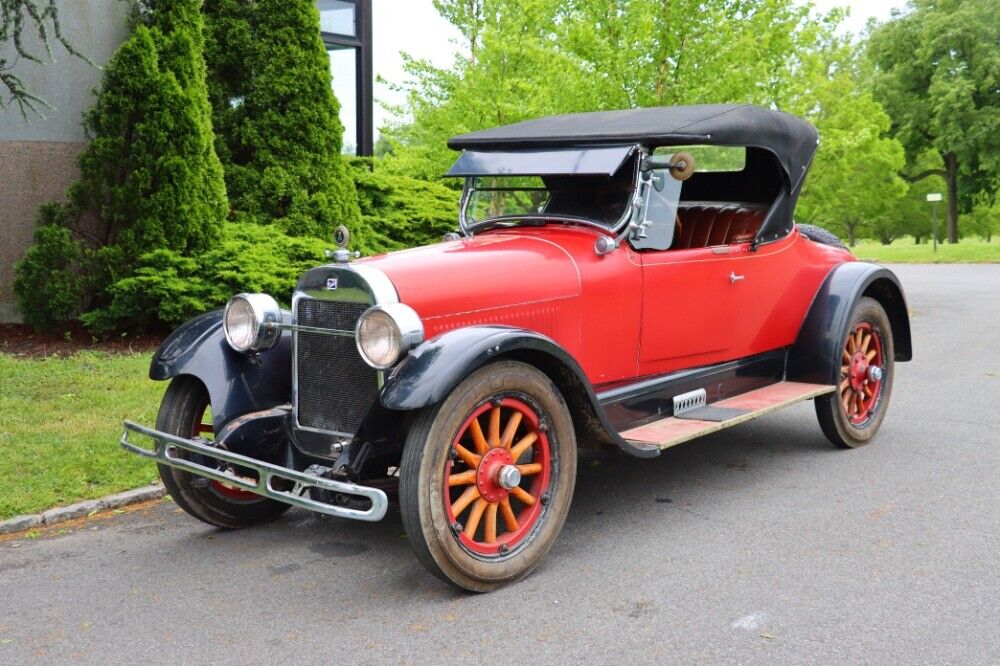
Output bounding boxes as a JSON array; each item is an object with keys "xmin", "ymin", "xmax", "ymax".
[{"xmin": 448, "ymin": 104, "xmax": 819, "ymax": 191}]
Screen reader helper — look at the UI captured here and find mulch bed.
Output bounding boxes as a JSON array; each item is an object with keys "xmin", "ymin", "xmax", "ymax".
[{"xmin": 0, "ymin": 323, "xmax": 165, "ymax": 358}]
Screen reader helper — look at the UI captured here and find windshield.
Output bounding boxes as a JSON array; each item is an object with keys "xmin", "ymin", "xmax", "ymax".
[{"xmin": 465, "ymin": 165, "xmax": 636, "ymax": 228}]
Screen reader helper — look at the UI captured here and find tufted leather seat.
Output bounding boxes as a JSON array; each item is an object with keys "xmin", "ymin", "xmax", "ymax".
[{"xmin": 673, "ymin": 203, "xmax": 767, "ymax": 249}]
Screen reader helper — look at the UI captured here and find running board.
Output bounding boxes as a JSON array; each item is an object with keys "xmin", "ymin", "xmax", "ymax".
[{"xmin": 619, "ymin": 381, "xmax": 836, "ymax": 450}]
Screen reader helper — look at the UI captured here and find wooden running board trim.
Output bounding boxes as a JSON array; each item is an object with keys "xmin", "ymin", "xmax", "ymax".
[{"xmin": 620, "ymin": 381, "xmax": 836, "ymax": 450}]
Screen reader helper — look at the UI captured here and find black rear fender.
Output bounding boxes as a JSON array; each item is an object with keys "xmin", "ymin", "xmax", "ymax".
[{"xmin": 788, "ymin": 262, "xmax": 912, "ymax": 385}]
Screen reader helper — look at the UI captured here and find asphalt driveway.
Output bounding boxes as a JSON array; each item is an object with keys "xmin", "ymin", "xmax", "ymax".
[{"xmin": 2, "ymin": 264, "xmax": 998, "ymax": 664}]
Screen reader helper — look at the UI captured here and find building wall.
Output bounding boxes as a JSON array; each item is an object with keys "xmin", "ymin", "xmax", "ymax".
[{"xmin": 0, "ymin": 0, "xmax": 131, "ymax": 322}]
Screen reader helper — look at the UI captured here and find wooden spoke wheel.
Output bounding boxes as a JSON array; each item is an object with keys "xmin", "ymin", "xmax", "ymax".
[
  {"xmin": 400, "ymin": 361, "xmax": 577, "ymax": 592},
  {"xmin": 444, "ymin": 397, "xmax": 552, "ymax": 557},
  {"xmin": 816, "ymin": 297, "xmax": 895, "ymax": 448},
  {"xmin": 156, "ymin": 376, "xmax": 289, "ymax": 528},
  {"xmin": 839, "ymin": 321, "xmax": 885, "ymax": 425}
]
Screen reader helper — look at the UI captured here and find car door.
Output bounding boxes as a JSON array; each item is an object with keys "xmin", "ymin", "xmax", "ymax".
[{"xmin": 638, "ymin": 245, "xmax": 739, "ymax": 376}]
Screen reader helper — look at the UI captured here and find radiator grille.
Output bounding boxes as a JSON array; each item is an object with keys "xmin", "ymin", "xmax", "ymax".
[{"xmin": 295, "ymin": 299, "xmax": 378, "ymax": 434}]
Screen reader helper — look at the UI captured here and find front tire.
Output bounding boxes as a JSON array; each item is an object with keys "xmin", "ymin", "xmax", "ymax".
[
  {"xmin": 399, "ymin": 361, "xmax": 577, "ymax": 592},
  {"xmin": 156, "ymin": 376, "xmax": 290, "ymax": 528},
  {"xmin": 815, "ymin": 297, "xmax": 895, "ymax": 448}
]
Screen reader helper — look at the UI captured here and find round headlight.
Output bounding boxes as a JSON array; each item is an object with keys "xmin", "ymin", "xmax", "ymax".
[
  {"xmin": 223, "ymin": 293, "xmax": 281, "ymax": 353},
  {"xmin": 355, "ymin": 304, "xmax": 424, "ymax": 370}
]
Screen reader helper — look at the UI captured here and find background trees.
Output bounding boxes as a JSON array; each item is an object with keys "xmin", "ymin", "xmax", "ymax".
[{"xmin": 868, "ymin": 0, "xmax": 1000, "ymax": 243}]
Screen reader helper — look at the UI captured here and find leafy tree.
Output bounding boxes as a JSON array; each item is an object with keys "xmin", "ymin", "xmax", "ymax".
[
  {"xmin": 14, "ymin": 0, "xmax": 228, "ymax": 331},
  {"xmin": 0, "ymin": 0, "xmax": 92, "ymax": 117},
  {"xmin": 383, "ymin": 0, "xmax": 831, "ymax": 179},
  {"xmin": 963, "ymin": 192, "xmax": 999, "ymax": 242},
  {"xmin": 791, "ymin": 37, "xmax": 908, "ymax": 246},
  {"xmin": 869, "ymin": 0, "xmax": 1000, "ymax": 243},
  {"xmin": 203, "ymin": 0, "xmax": 362, "ymax": 240}
]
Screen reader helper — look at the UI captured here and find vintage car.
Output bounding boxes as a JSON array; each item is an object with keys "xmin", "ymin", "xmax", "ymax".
[{"xmin": 121, "ymin": 104, "xmax": 912, "ymax": 591}]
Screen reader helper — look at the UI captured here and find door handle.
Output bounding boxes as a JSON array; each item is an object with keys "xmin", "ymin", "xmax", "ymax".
[{"xmin": 730, "ymin": 272, "xmax": 745, "ymax": 285}]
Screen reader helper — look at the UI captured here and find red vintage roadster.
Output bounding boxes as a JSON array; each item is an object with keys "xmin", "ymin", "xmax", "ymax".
[{"xmin": 122, "ymin": 105, "xmax": 911, "ymax": 591}]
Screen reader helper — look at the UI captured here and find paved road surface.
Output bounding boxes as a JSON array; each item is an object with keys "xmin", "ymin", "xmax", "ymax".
[{"xmin": 2, "ymin": 264, "xmax": 998, "ymax": 664}]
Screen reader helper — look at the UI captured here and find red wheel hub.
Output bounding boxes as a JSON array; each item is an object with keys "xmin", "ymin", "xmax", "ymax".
[
  {"xmin": 443, "ymin": 397, "xmax": 552, "ymax": 557},
  {"xmin": 476, "ymin": 447, "xmax": 515, "ymax": 502},
  {"xmin": 839, "ymin": 322, "xmax": 885, "ymax": 424}
]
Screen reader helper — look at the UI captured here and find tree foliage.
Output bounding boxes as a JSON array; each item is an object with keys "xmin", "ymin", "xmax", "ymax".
[
  {"xmin": 382, "ymin": 0, "xmax": 826, "ymax": 179},
  {"xmin": 14, "ymin": 0, "xmax": 228, "ymax": 331},
  {"xmin": 203, "ymin": 0, "xmax": 362, "ymax": 240},
  {"xmin": 869, "ymin": 0, "xmax": 1000, "ymax": 242},
  {"xmin": 790, "ymin": 34, "xmax": 908, "ymax": 246}
]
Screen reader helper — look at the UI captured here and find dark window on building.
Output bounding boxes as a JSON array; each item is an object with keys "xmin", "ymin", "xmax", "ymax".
[{"xmin": 318, "ymin": 0, "xmax": 372, "ymax": 155}]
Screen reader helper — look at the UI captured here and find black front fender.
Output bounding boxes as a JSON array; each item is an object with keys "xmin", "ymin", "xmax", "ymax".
[
  {"xmin": 380, "ymin": 326, "xmax": 659, "ymax": 458},
  {"xmin": 150, "ymin": 309, "xmax": 292, "ymax": 431},
  {"xmin": 788, "ymin": 262, "xmax": 912, "ymax": 385}
]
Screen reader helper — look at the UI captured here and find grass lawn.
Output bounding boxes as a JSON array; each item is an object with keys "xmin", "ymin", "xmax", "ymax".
[
  {"xmin": 0, "ymin": 352, "xmax": 165, "ymax": 520},
  {"xmin": 851, "ymin": 238, "xmax": 1000, "ymax": 263}
]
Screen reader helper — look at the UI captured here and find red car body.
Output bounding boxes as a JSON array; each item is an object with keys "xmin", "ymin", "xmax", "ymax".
[{"xmin": 369, "ymin": 223, "xmax": 852, "ymax": 386}]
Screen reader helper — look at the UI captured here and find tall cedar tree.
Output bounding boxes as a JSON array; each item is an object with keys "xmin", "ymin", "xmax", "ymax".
[
  {"xmin": 13, "ymin": 0, "xmax": 227, "ymax": 331},
  {"xmin": 203, "ymin": 0, "xmax": 363, "ymax": 242}
]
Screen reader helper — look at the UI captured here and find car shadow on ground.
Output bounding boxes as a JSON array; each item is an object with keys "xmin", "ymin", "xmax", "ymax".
[{"xmin": 166, "ymin": 414, "xmax": 838, "ymax": 597}]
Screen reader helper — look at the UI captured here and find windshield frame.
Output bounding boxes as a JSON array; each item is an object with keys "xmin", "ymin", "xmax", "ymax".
[{"xmin": 458, "ymin": 150, "xmax": 643, "ymax": 236}]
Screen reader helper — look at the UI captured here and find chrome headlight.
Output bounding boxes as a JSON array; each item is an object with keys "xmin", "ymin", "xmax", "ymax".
[
  {"xmin": 355, "ymin": 303, "xmax": 424, "ymax": 370},
  {"xmin": 223, "ymin": 293, "xmax": 281, "ymax": 353}
]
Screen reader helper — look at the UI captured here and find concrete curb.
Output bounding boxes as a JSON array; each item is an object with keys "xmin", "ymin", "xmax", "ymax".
[{"xmin": 0, "ymin": 484, "xmax": 165, "ymax": 536}]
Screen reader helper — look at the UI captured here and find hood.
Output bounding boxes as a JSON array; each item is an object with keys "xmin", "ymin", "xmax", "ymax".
[{"xmin": 359, "ymin": 231, "xmax": 583, "ymax": 339}]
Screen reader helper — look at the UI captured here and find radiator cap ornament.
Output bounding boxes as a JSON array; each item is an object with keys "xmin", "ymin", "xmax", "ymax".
[{"xmin": 327, "ymin": 225, "xmax": 359, "ymax": 264}]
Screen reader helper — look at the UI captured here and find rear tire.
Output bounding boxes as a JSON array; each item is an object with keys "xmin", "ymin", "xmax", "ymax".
[
  {"xmin": 399, "ymin": 361, "xmax": 577, "ymax": 592},
  {"xmin": 815, "ymin": 297, "xmax": 894, "ymax": 448},
  {"xmin": 156, "ymin": 376, "xmax": 290, "ymax": 529}
]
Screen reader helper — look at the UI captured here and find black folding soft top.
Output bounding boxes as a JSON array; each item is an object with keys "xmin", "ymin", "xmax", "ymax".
[{"xmin": 448, "ymin": 104, "xmax": 819, "ymax": 192}]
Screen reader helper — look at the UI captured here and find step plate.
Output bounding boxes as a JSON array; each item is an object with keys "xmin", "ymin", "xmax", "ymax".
[{"xmin": 620, "ymin": 381, "xmax": 836, "ymax": 450}]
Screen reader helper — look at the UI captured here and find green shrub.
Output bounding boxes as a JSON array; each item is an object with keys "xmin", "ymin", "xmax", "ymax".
[
  {"xmin": 204, "ymin": 0, "xmax": 362, "ymax": 240},
  {"xmin": 83, "ymin": 223, "xmax": 330, "ymax": 332},
  {"xmin": 12, "ymin": 205, "xmax": 86, "ymax": 330},
  {"xmin": 350, "ymin": 157, "xmax": 459, "ymax": 252},
  {"xmin": 14, "ymin": 0, "xmax": 227, "ymax": 333}
]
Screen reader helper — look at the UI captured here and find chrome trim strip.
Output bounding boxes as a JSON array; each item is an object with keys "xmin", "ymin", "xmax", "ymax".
[
  {"xmin": 268, "ymin": 322, "xmax": 354, "ymax": 337},
  {"xmin": 120, "ymin": 420, "xmax": 388, "ymax": 522},
  {"xmin": 291, "ymin": 263, "xmax": 399, "ymax": 438}
]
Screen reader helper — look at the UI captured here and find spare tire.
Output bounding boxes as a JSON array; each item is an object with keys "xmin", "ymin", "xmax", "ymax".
[{"xmin": 797, "ymin": 224, "xmax": 848, "ymax": 250}]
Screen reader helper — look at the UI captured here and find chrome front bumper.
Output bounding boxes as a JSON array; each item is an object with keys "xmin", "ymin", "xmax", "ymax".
[{"xmin": 120, "ymin": 420, "xmax": 388, "ymax": 522}]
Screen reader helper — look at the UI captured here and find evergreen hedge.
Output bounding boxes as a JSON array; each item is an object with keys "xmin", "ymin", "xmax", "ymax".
[
  {"xmin": 14, "ymin": 0, "xmax": 227, "ymax": 332},
  {"xmin": 15, "ymin": 0, "xmax": 461, "ymax": 334},
  {"xmin": 203, "ymin": 0, "xmax": 363, "ymax": 241}
]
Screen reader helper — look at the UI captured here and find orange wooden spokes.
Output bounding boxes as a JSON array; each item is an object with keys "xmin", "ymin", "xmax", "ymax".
[
  {"xmin": 865, "ymin": 350, "xmax": 878, "ymax": 362},
  {"xmin": 488, "ymin": 406, "xmax": 501, "ymax": 447},
  {"xmin": 454, "ymin": 444, "xmax": 481, "ymax": 468},
  {"xmin": 469, "ymin": 418, "xmax": 490, "ymax": 455},
  {"xmin": 500, "ymin": 411, "xmax": 522, "ymax": 449},
  {"xmin": 464, "ymin": 498, "xmax": 488, "ymax": 538},
  {"xmin": 484, "ymin": 502, "xmax": 498, "ymax": 544},
  {"xmin": 447, "ymin": 470, "xmax": 477, "ymax": 487},
  {"xmin": 861, "ymin": 333, "xmax": 871, "ymax": 353},
  {"xmin": 509, "ymin": 432, "xmax": 537, "ymax": 462},
  {"xmin": 510, "ymin": 486, "xmax": 535, "ymax": 506},
  {"xmin": 451, "ymin": 486, "xmax": 480, "ymax": 516},
  {"xmin": 516, "ymin": 463, "xmax": 543, "ymax": 476},
  {"xmin": 499, "ymin": 497, "xmax": 519, "ymax": 531}
]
